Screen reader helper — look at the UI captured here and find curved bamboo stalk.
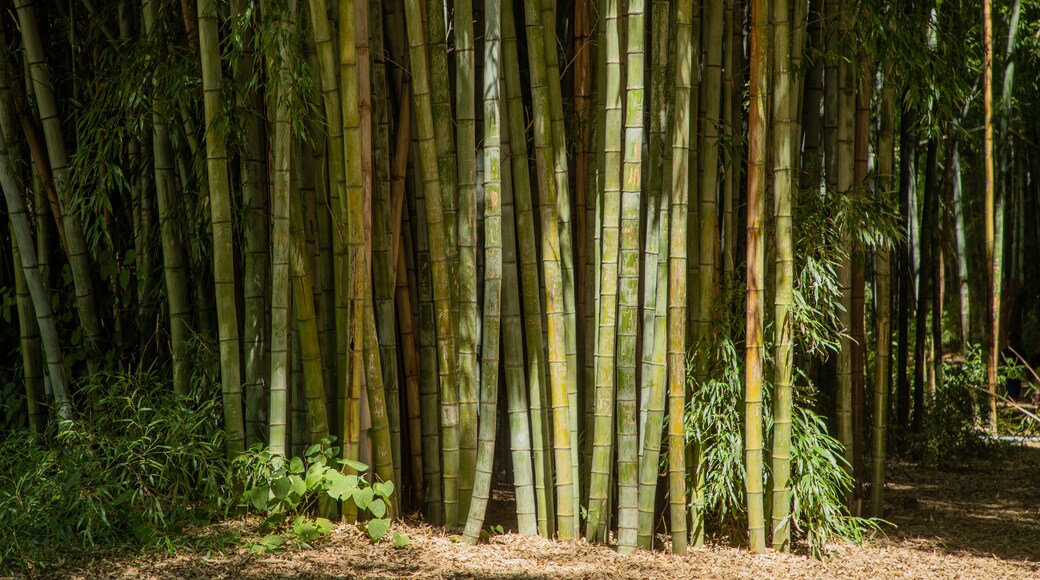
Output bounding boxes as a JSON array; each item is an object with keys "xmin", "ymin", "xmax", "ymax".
[
  {"xmin": 0, "ymin": 129, "xmax": 70, "ymax": 421},
  {"xmin": 14, "ymin": 0, "xmax": 103, "ymax": 364},
  {"xmin": 11, "ymin": 235, "xmax": 46, "ymax": 432}
]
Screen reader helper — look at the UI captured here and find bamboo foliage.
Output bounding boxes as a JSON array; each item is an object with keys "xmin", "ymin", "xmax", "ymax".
[{"xmin": 2, "ymin": 0, "xmax": 992, "ymax": 561}]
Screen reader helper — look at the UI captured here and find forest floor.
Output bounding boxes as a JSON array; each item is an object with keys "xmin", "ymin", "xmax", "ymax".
[{"xmin": 60, "ymin": 442, "xmax": 1040, "ymax": 579}]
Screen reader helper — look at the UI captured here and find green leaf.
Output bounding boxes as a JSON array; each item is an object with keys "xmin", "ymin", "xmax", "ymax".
[
  {"xmin": 272, "ymin": 476, "xmax": 292, "ymax": 500},
  {"xmin": 373, "ymin": 480, "xmax": 394, "ymax": 499},
  {"xmin": 289, "ymin": 457, "xmax": 305, "ymax": 474},
  {"xmin": 260, "ymin": 534, "xmax": 285, "ymax": 551},
  {"xmin": 392, "ymin": 531, "xmax": 410, "ymax": 548},
  {"xmin": 366, "ymin": 518, "xmax": 390, "ymax": 541},
  {"xmin": 289, "ymin": 474, "xmax": 307, "ymax": 498},
  {"xmin": 305, "ymin": 463, "xmax": 328, "ymax": 489},
  {"xmin": 354, "ymin": 486, "xmax": 374, "ymax": 511},
  {"xmin": 250, "ymin": 485, "xmax": 270, "ymax": 511},
  {"xmin": 314, "ymin": 517, "xmax": 334, "ymax": 534},
  {"xmin": 369, "ymin": 498, "xmax": 386, "ymax": 518},
  {"xmin": 343, "ymin": 458, "xmax": 369, "ymax": 472},
  {"xmin": 293, "ymin": 517, "xmax": 322, "ymax": 542},
  {"xmin": 325, "ymin": 470, "xmax": 360, "ymax": 501}
]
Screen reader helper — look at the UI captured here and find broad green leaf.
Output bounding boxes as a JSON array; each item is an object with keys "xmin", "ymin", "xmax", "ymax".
[
  {"xmin": 289, "ymin": 475, "xmax": 307, "ymax": 498},
  {"xmin": 289, "ymin": 457, "xmax": 305, "ymax": 474},
  {"xmin": 392, "ymin": 531, "xmax": 410, "ymax": 548},
  {"xmin": 325, "ymin": 470, "xmax": 360, "ymax": 501},
  {"xmin": 306, "ymin": 463, "xmax": 328, "ymax": 489},
  {"xmin": 354, "ymin": 486, "xmax": 374, "ymax": 511},
  {"xmin": 250, "ymin": 485, "xmax": 270, "ymax": 510},
  {"xmin": 366, "ymin": 518, "xmax": 390, "ymax": 541},
  {"xmin": 343, "ymin": 458, "xmax": 369, "ymax": 472},
  {"xmin": 369, "ymin": 498, "xmax": 386, "ymax": 518},
  {"xmin": 261, "ymin": 534, "xmax": 285, "ymax": 550},
  {"xmin": 272, "ymin": 476, "xmax": 292, "ymax": 500},
  {"xmin": 374, "ymin": 480, "xmax": 394, "ymax": 499},
  {"xmin": 314, "ymin": 517, "xmax": 334, "ymax": 534}
]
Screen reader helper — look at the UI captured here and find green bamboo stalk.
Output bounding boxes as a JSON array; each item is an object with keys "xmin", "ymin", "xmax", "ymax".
[
  {"xmin": 538, "ymin": 0, "xmax": 582, "ymax": 527},
  {"xmin": 11, "ymin": 232, "xmax": 46, "ymax": 432},
  {"xmin": 637, "ymin": 0, "xmax": 671, "ymax": 551},
  {"xmin": 462, "ymin": 4, "xmax": 502, "ymax": 539},
  {"xmin": 745, "ymin": 0, "xmax": 768, "ymax": 553},
  {"xmin": 198, "ymin": 0, "xmax": 245, "ymax": 455},
  {"xmin": 0, "ymin": 134, "xmax": 70, "ymax": 421},
  {"xmin": 586, "ymin": 0, "xmax": 622, "ymax": 543},
  {"xmin": 427, "ymin": 0, "xmax": 460, "ymax": 280},
  {"xmin": 835, "ymin": 0, "xmax": 855, "ymax": 469},
  {"xmin": 396, "ymin": 238, "xmax": 426, "ymax": 508},
  {"xmin": 503, "ymin": 3, "xmax": 555, "ymax": 538},
  {"xmin": 698, "ymin": 0, "xmax": 723, "ymax": 351},
  {"xmin": 230, "ymin": 0, "xmax": 271, "ymax": 446},
  {"xmin": 410, "ymin": 127, "xmax": 444, "ymax": 523},
  {"xmin": 291, "ymin": 167, "xmax": 331, "ymax": 450},
  {"xmin": 523, "ymin": 0, "xmax": 576, "ymax": 540},
  {"xmin": 14, "ymin": 0, "xmax": 103, "ymax": 364},
  {"xmin": 268, "ymin": 0, "xmax": 296, "ymax": 459},
  {"xmin": 615, "ymin": 0, "xmax": 647, "ymax": 555},
  {"xmin": 144, "ymin": 0, "xmax": 195, "ymax": 400},
  {"xmin": 364, "ymin": 292, "xmax": 397, "ymax": 499},
  {"xmin": 455, "ymin": 0, "xmax": 479, "ymax": 524},
  {"xmin": 770, "ymin": 0, "xmax": 794, "ymax": 550},
  {"xmin": 404, "ymin": 0, "xmax": 460, "ymax": 526},
  {"xmin": 341, "ymin": 0, "xmax": 366, "ymax": 520},
  {"xmin": 666, "ymin": 0, "xmax": 693, "ymax": 555},
  {"xmin": 370, "ymin": 1, "xmax": 404, "ymax": 493},
  {"xmin": 304, "ymin": 0, "xmax": 348, "ymax": 452},
  {"xmin": 872, "ymin": 76, "xmax": 896, "ymax": 519},
  {"xmin": 500, "ymin": 87, "xmax": 538, "ymax": 536}
]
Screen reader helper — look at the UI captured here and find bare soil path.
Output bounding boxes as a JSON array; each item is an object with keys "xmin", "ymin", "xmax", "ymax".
[{"xmin": 67, "ymin": 445, "xmax": 1040, "ymax": 579}]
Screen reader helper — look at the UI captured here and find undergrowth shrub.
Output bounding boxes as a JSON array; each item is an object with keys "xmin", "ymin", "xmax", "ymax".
[
  {"xmin": 0, "ymin": 371, "xmax": 233, "ymax": 571},
  {"xmin": 233, "ymin": 437, "xmax": 408, "ymax": 552}
]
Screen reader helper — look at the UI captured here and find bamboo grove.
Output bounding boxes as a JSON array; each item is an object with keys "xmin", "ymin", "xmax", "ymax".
[{"xmin": 2, "ymin": 0, "xmax": 1040, "ymax": 556}]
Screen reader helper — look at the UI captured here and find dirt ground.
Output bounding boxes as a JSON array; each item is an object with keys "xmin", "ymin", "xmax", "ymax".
[{"xmin": 66, "ymin": 444, "xmax": 1040, "ymax": 579}]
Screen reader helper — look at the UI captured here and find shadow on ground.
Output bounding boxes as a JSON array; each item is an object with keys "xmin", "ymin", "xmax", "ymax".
[{"xmin": 883, "ymin": 444, "xmax": 1040, "ymax": 562}]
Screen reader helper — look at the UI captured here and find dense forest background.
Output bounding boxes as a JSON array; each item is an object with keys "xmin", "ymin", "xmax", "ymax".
[{"xmin": 2, "ymin": 0, "xmax": 1040, "ymax": 567}]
